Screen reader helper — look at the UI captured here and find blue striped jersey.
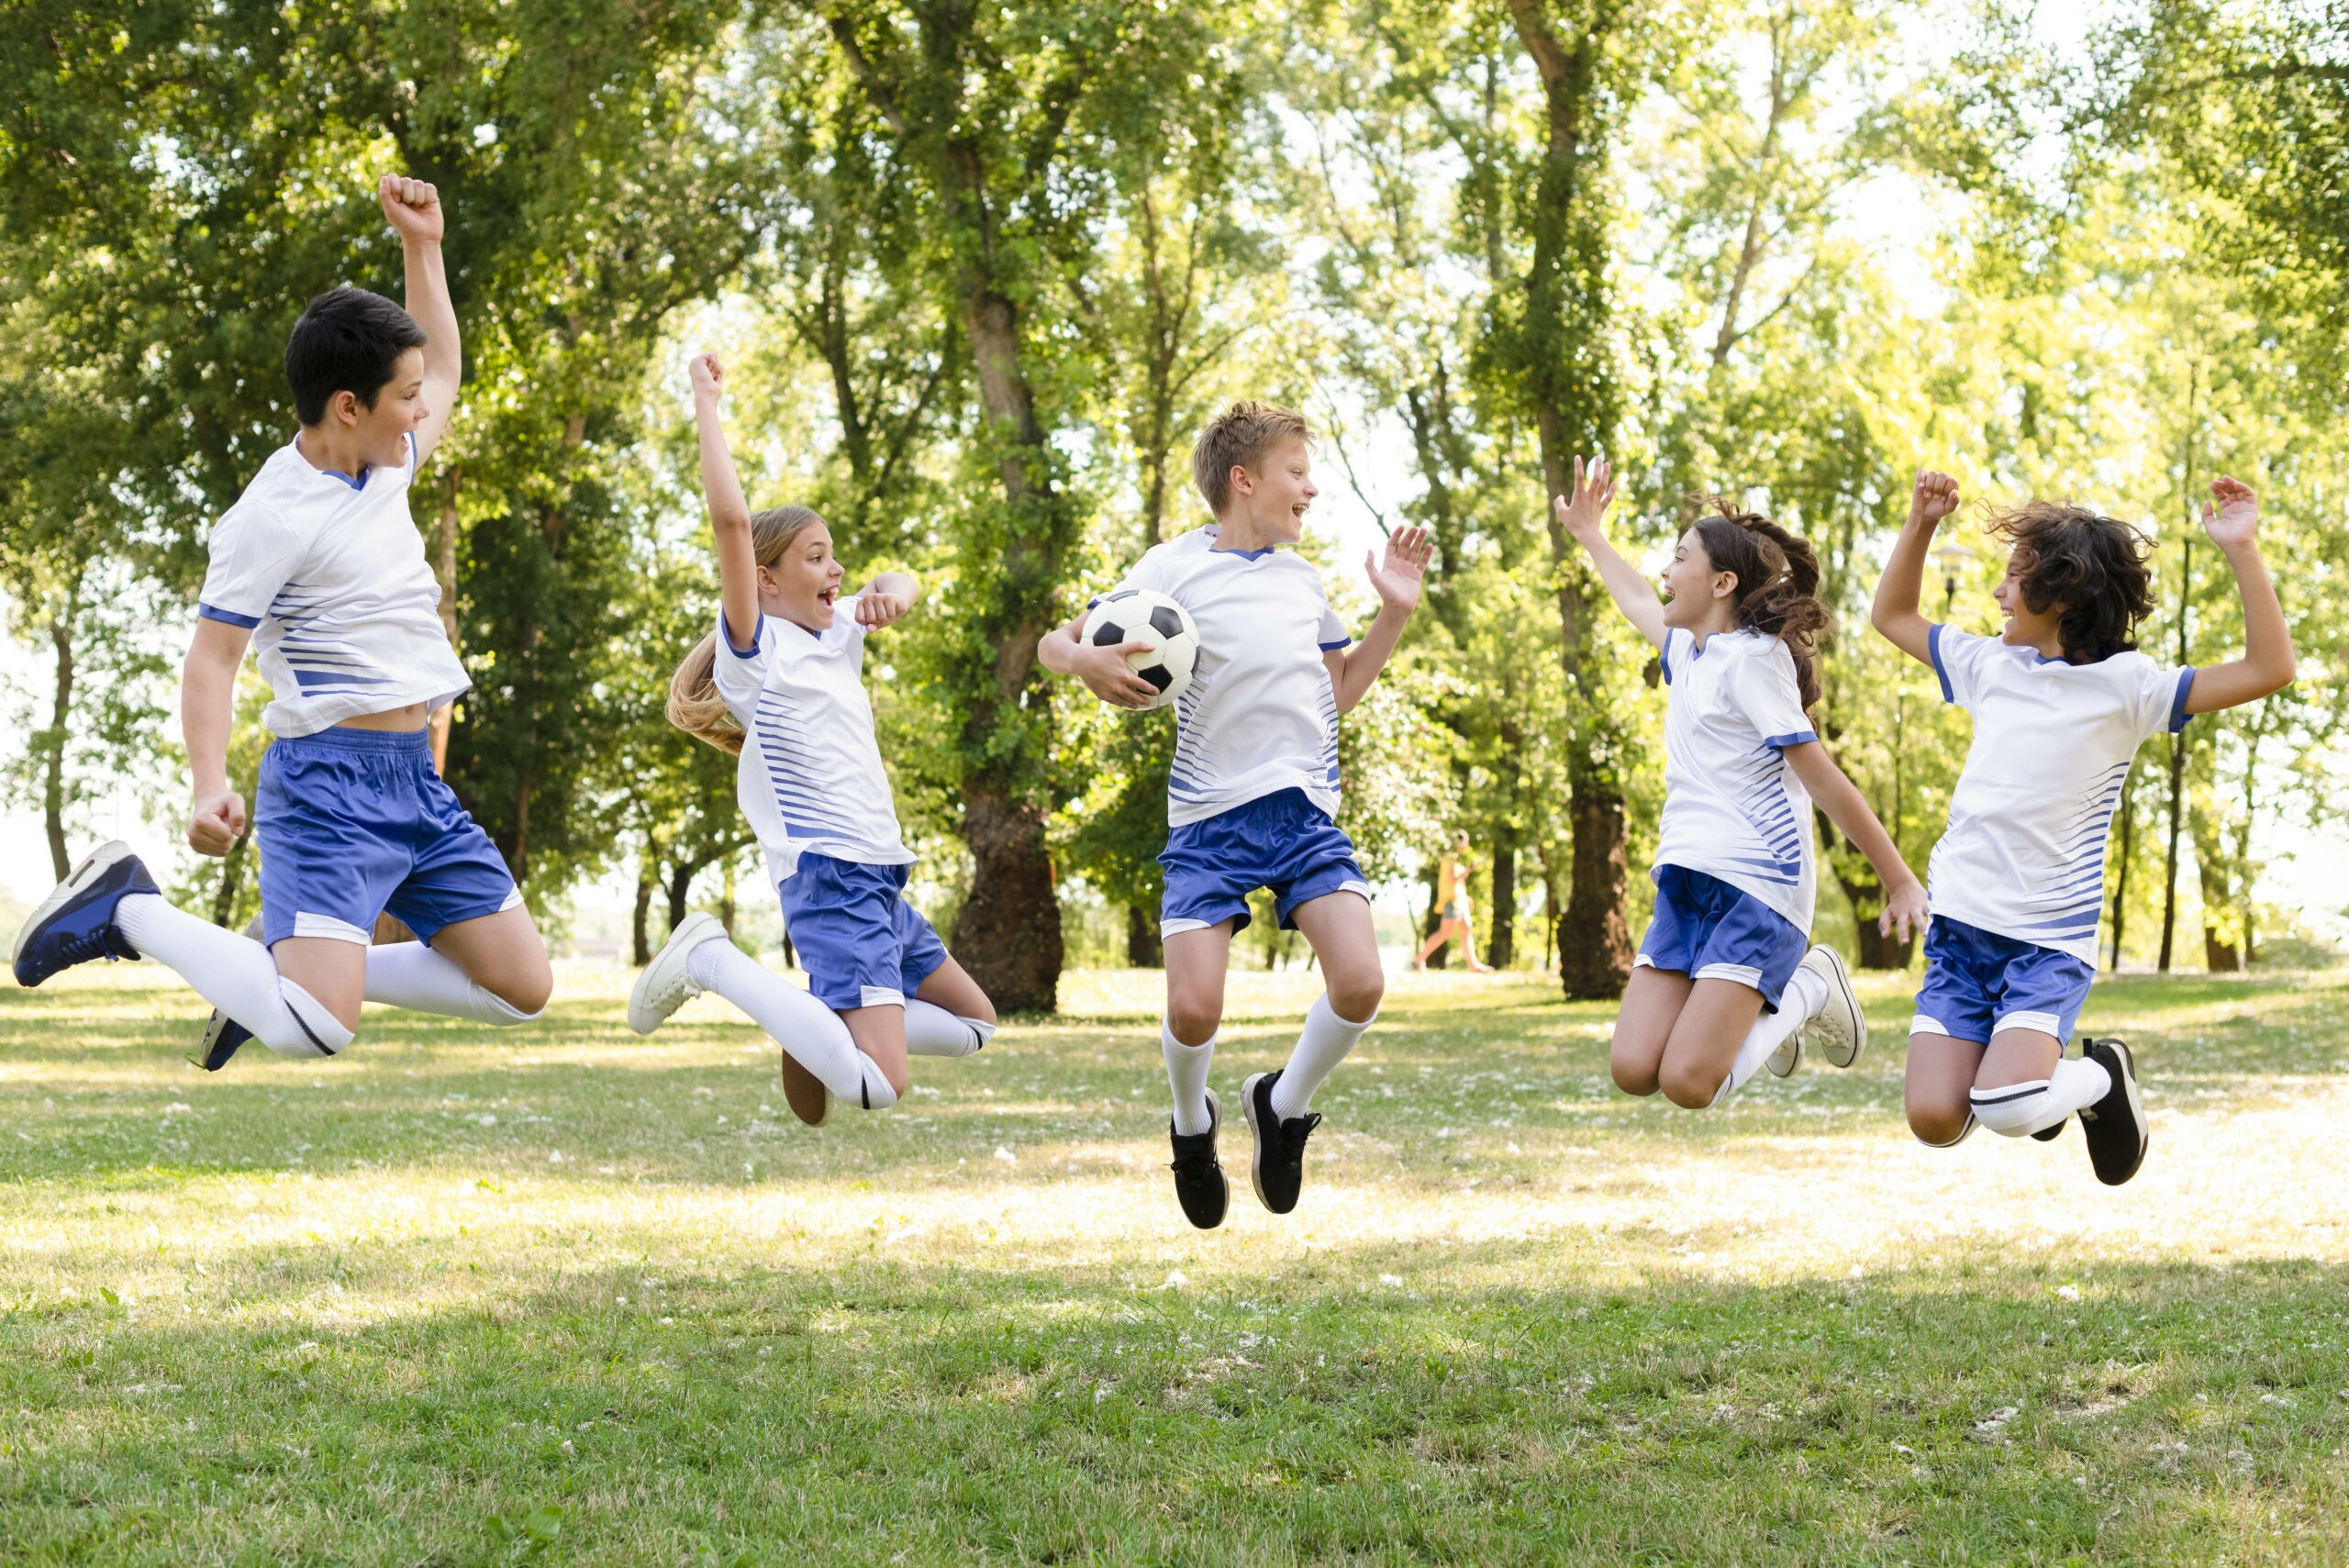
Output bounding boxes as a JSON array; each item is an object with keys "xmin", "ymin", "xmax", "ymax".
[
  {"xmin": 1653, "ymin": 627, "xmax": 1821, "ymax": 934},
  {"xmin": 1926, "ymin": 623, "xmax": 2196, "ymax": 963},
  {"xmin": 1097, "ymin": 527, "xmax": 1352, "ymax": 829},
  {"xmin": 196, "ymin": 432, "xmax": 469, "ymax": 738},
  {"xmin": 710, "ymin": 597, "xmax": 913, "ymax": 883}
]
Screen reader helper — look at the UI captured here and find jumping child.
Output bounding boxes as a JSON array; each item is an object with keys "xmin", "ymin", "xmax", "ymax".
[
  {"xmin": 1872, "ymin": 470, "xmax": 2294, "ymax": 1184},
  {"xmin": 1556, "ymin": 457, "xmax": 1926, "ymax": 1110},
  {"xmin": 12, "ymin": 176, "xmax": 554, "ymax": 1059},
  {"xmin": 1040, "ymin": 400, "xmax": 1431, "ymax": 1229},
  {"xmin": 627, "ymin": 351, "xmax": 996, "ymax": 1123}
]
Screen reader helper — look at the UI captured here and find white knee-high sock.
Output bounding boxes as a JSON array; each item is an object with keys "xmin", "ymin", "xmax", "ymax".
[
  {"xmin": 362, "ymin": 942, "xmax": 540, "ymax": 1025},
  {"xmin": 685, "ymin": 939, "xmax": 896, "ymax": 1109},
  {"xmin": 113, "ymin": 895, "xmax": 353, "ymax": 1059},
  {"xmin": 1971, "ymin": 1056, "xmax": 2111, "ymax": 1137},
  {"xmin": 1710, "ymin": 965, "xmax": 1832, "ymax": 1106},
  {"xmin": 1163, "ymin": 1019, "xmax": 1215, "ymax": 1136},
  {"xmin": 1269, "ymin": 995, "xmax": 1374, "ymax": 1119},
  {"xmin": 905, "ymin": 999, "xmax": 993, "ymax": 1058}
]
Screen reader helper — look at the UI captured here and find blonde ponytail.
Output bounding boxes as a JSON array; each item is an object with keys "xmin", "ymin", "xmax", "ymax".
[{"xmin": 666, "ymin": 504, "xmax": 832, "ymax": 753}]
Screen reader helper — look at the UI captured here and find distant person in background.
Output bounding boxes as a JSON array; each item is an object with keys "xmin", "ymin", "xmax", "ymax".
[{"xmin": 1413, "ymin": 833, "xmax": 1492, "ymax": 973}]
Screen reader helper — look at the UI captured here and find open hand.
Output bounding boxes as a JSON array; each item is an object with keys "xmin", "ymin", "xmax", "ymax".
[
  {"xmin": 689, "ymin": 352, "xmax": 724, "ymax": 400},
  {"xmin": 1909, "ymin": 471, "xmax": 1960, "ymax": 528},
  {"xmin": 1552, "ymin": 455, "xmax": 1617, "ymax": 548},
  {"xmin": 378, "ymin": 174, "xmax": 445, "ymax": 245},
  {"xmin": 2201, "ymin": 476, "xmax": 2259, "ymax": 553},
  {"xmin": 1078, "ymin": 640, "xmax": 1161, "ymax": 709},
  {"xmin": 187, "ymin": 788, "xmax": 247, "ymax": 858},
  {"xmin": 1879, "ymin": 879, "xmax": 1927, "ymax": 943},
  {"xmin": 1365, "ymin": 524, "xmax": 1433, "ymax": 613}
]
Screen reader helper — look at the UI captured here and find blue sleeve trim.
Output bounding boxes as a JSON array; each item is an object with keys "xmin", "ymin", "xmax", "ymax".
[
  {"xmin": 1659, "ymin": 630, "xmax": 1675, "ymax": 685},
  {"xmin": 198, "ymin": 603, "xmax": 262, "ymax": 628},
  {"xmin": 2167, "ymin": 667, "xmax": 2197, "ymax": 732},
  {"xmin": 1762, "ymin": 729, "xmax": 1819, "ymax": 751},
  {"xmin": 721, "ymin": 609, "xmax": 763, "ymax": 658},
  {"xmin": 1928, "ymin": 622, "xmax": 1954, "ymax": 703},
  {"xmin": 1319, "ymin": 638, "xmax": 1353, "ymax": 651}
]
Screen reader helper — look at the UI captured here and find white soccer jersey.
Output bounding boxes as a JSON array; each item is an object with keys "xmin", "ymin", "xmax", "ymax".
[
  {"xmin": 1099, "ymin": 527, "xmax": 1353, "ymax": 828},
  {"xmin": 1926, "ymin": 623, "xmax": 2195, "ymax": 963},
  {"xmin": 197, "ymin": 432, "xmax": 471, "ymax": 738},
  {"xmin": 1652, "ymin": 627, "xmax": 1820, "ymax": 933},
  {"xmin": 710, "ymin": 597, "xmax": 914, "ymax": 884}
]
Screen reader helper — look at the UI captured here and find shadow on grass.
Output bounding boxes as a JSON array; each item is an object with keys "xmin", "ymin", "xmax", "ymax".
[{"xmin": 3, "ymin": 1244, "xmax": 2345, "ymax": 1564}]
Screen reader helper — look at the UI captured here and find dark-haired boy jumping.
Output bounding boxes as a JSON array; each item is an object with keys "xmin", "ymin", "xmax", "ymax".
[
  {"xmin": 1871, "ymin": 471, "xmax": 2295, "ymax": 1184},
  {"xmin": 12, "ymin": 176, "xmax": 552, "ymax": 1063}
]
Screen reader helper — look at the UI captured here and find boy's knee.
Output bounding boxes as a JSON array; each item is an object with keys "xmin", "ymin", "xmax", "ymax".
[
  {"xmin": 882, "ymin": 1059, "xmax": 912, "ymax": 1099},
  {"xmin": 1328, "ymin": 969, "xmax": 1383, "ymax": 1024},
  {"xmin": 963, "ymin": 993, "xmax": 998, "ymax": 1029},
  {"xmin": 1166, "ymin": 1000, "xmax": 1220, "ymax": 1047},
  {"xmin": 1908, "ymin": 1104, "xmax": 1973, "ymax": 1147},
  {"xmin": 1610, "ymin": 1056, "xmax": 1659, "ymax": 1097},
  {"xmin": 1658, "ymin": 1061, "xmax": 1722, "ymax": 1110},
  {"xmin": 488, "ymin": 962, "xmax": 553, "ymax": 1020}
]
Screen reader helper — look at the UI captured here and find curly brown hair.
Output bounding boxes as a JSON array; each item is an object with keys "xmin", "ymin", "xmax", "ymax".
[
  {"xmin": 1687, "ymin": 502, "xmax": 1833, "ymax": 709},
  {"xmin": 1985, "ymin": 501, "xmax": 2155, "ymax": 664}
]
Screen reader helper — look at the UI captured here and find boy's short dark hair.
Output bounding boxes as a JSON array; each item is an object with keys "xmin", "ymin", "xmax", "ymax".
[
  {"xmin": 1191, "ymin": 400, "xmax": 1313, "ymax": 516},
  {"xmin": 1987, "ymin": 501, "xmax": 2157, "ymax": 663},
  {"xmin": 284, "ymin": 286, "xmax": 428, "ymax": 426}
]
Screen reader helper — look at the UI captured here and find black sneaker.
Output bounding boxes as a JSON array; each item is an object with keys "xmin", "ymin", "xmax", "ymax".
[
  {"xmin": 2077, "ymin": 1039, "xmax": 2148, "ymax": 1186},
  {"xmin": 192, "ymin": 1010, "xmax": 254, "ymax": 1073},
  {"xmin": 1241, "ymin": 1070, "xmax": 1321, "ymax": 1215},
  {"xmin": 1168, "ymin": 1089, "xmax": 1228, "ymax": 1229},
  {"xmin": 11, "ymin": 841, "xmax": 155, "ymax": 986},
  {"xmin": 2031, "ymin": 1117, "xmax": 2065, "ymax": 1142}
]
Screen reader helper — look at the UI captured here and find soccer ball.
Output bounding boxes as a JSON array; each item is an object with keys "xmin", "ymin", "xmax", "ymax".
[{"xmin": 1081, "ymin": 589, "xmax": 1199, "ymax": 709}]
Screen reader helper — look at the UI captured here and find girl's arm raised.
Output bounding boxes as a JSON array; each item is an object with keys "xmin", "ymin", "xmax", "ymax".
[
  {"xmin": 2184, "ymin": 477, "xmax": 2296, "ymax": 713},
  {"xmin": 1869, "ymin": 471, "xmax": 1958, "ymax": 666},
  {"xmin": 1552, "ymin": 457, "xmax": 1664, "ymax": 651},
  {"xmin": 690, "ymin": 353, "xmax": 762, "ymax": 652},
  {"xmin": 1782, "ymin": 741, "xmax": 1927, "ymax": 940}
]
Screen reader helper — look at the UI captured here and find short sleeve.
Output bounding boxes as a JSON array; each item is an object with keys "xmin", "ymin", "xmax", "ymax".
[
  {"xmin": 1660, "ymin": 628, "xmax": 1694, "ymax": 686},
  {"xmin": 1928, "ymin": 622, "xmax": 1995, "ymax": 707},
  {"xmin": 2132, "ymin": 659, "xmax": 2198, "ymax": 741},
  {"xmin": 1737, "ymin": 640, "xmax": 1818, "ymax": 750},
  {"xmin": 709, "ymin": 603, "xmax": 774, "ymax": 721},
  {"xmin": 1092, "ymin": 550, "xmax": 1164, "ymax": 611},
  {"xmin": 197, "ymin": 505, "xmax": 306, "ymax": 628},
  {"xmin": 1316, "ymin": 587, "xmax": 1350, "ymax": 652}
]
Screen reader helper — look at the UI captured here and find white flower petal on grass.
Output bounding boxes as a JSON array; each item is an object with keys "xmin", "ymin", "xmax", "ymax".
[
  {"xmin": 994, "ymin": 1146, "xmax": 1017, "ymax": 1165},
  {"xmin": 2056, "ymin": 1284, "xmax": 2082, "ymax": 1301}
]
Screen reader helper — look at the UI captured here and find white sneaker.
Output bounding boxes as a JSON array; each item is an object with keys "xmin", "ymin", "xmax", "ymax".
[
  {"xmin": 628, "ymin": 911, "xmax": 727, "ymax": 1036},
  {"xmin": 1796, "ymin": 944, "xmax": 1865, "ymax": 1069}
]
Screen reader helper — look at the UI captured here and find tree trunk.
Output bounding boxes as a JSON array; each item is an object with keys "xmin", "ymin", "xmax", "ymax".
[
  {"xmin": 1419, "ymin": 864, "xmax": 1449, "ymax": 970},
  {"xmin": 954, "ymin": 784, "xmax": 1063, "ymax": 1011},
  {"xmin": 42, "ymin": 584, "xmax": 78, "ymax": 881},
  {"xmin": 1488, "ymin": 825, "xmax": 1518, "ymax": 969},
  {"xmin": 666, "ymin": 862, "xmax": 694, "ymax": 935},
  {"xmin": 1126, "ymin": 904, "xmax": 1163, "ymax": 968},
  {"xmin": 719, "ymin": 855, "xmax": 737, "ymax": 937},
  {"xmin": 1815, "ymin": 806, "xmax": 1914, "ymax": 970},
  {"xmin": 1559, "ymin": 788, "xmax": 1631, "ymax": 998},
  {"xmin": 632, "ymin": 851, "xmax": 657, "ymax": 967},
  {"xmin": 429, "ymin": 465, "xmax": 461, "ymax": 773},
  {"xmin": 210, "ymin": 827, "xmax": 251, "ymax": 928},
  {"xmin": 2158, "ymin": 730, "xmax": 2186, "ymax": 973}
]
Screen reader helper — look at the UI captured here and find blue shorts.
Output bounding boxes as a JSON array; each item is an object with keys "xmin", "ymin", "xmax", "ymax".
[
  {"xmin": 1636, "ymin": 863, "xmax": 1809, "ymax": 1010},
  {"xmin": 780, "ymin": 854, "xmax": 949, "ymax": 1012},
  {"xmin": 1160, "ymin": 789, "xmax": 1370, "ymax": 937},
  {"xmin": 1910, "ymin": 914, "xmax": 2095, "ymax": 1043},
  {"xmin": 256, "ymin": 726, "xmax": 519, "ymax": 948}
]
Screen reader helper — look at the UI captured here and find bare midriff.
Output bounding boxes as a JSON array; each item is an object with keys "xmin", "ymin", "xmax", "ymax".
[{"xmin": 335, "ymin": 701, "xmax": 431, "ymax": 733}]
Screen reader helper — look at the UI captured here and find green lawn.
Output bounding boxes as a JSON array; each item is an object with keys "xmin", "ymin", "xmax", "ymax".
[{"xmin": 3, "ymin": 962, "xmax": 2346, "ymax": 1564}]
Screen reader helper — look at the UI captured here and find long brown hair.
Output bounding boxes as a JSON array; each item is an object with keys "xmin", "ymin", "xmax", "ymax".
[
  {"xmin": 1687, "ymin": 501, "xmax": 1831, "ymax": 709},
  {"xmin": 668, "ymin": 506, "xmax": 829, "ymax": 753}
]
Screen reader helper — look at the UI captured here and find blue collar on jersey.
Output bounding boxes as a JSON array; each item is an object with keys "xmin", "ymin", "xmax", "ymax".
[
  {"xmin": 294, "ymin": 434, "xmax": 372, "ymax": 491},
  {"xmin": 1203, "ymin": 526, "xmax": 1275, "ymax": 562}
]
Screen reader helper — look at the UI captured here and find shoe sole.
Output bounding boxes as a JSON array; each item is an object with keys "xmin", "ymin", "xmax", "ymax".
[
  {"xmin": 627, "ymin": 912, "xmax": 722, "ymax": 1035},
  {"xmin": 2084, "ymin": 1040, "xmax": 2148, "ymax": 1185},
  {"xmin": 1810, "ymin": 945, "xmax": 1865, "ymax": 1069},
  {"xmin": 11, "ymin": 840, "xmax": 136, "ymax": 978},
  {"xmin": 1240, "ymin": 1071, "xmax": 1291, "ymax": 1214}
]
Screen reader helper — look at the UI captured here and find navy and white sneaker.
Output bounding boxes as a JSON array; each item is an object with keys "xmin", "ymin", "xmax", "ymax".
[
  {"xmin": 192, "ymin": 1010, "xmax": 254, "ymax": 1073},
  {"xmin": 2077, "ymin": 1038, "xmax": 2148, "ymax": 1186},
  {"xmin": 1168, "ymin": 1089, "xmax": 1228, "ymax": 1230},
  {"xmin": 11, "ymin": 841, "xmax": 156, "ymax": 987},
  {"xmin": 1241, "ymin": 1069, "xmax": 1321, "ymax": 1215}
]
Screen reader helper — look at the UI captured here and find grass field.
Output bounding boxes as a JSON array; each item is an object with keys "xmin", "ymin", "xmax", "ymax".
[{"xmin": 3, "ymin": 960, "xmax": 2346, "ymax": 1564}]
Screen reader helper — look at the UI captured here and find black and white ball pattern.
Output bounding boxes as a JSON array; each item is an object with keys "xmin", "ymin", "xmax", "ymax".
[{"xmin": 1080, "ymin": 588, "xmax": 1200, "ymax": 709}]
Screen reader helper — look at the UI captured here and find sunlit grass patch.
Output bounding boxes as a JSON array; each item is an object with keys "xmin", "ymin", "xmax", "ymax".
[{"xmin": 3, "ymin": 962, "xmax": 2346, "ymax": 1562}]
